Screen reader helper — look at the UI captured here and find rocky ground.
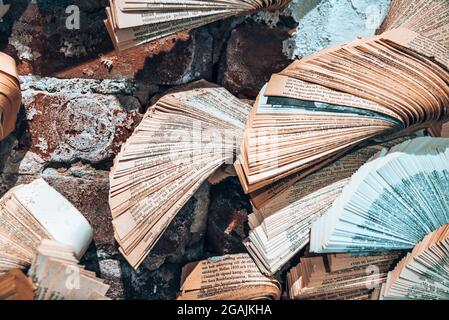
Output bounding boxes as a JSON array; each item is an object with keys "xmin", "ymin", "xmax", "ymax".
[{"xmin": 0, "ymin": 0, "xmax": 390, "ymax": 299}]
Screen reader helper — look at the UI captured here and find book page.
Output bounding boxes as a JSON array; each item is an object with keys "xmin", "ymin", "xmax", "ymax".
[
  {"xmin": 178, "ymin": 254, "xmax": 281, "ymax": 300},
  {"xmin": 12, "ymin": 179, "xmax": 93, "ymax": 260}
]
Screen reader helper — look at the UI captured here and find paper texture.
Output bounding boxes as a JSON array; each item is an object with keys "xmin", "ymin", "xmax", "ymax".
[
  {"xmin": 310, "ymin": 137, "xmax": 449, "ymax": 254},
  {"xmin": 0, "ymin": 52, "xmax": 21, "ymax": 141},
  {"xmin": 177, "ymin": 254, "xmax": 281, "ymax": 300},
  {"xmin": 0, "ymin": 179, "xmax": 93, "ymax": 275},
  {"xmin": 28, "ymin": 240, "xmax": 110, "ymax": 300},
  {"xmin": 109, "ymin": 81, "xmax": 251, "ymax": 268},
  {"xmin": 381, "ymin": 223, "xmax": 449, "ymax": 300},
  {"xmin": 287, "ymin": 252, "xmax": 401, "ymax": 300},
  {"xmin": 234, "ymin": 0, "xmax": 449, "ymax": 194},
  {"xmin": 244, "ymin": 138, "xmax": 411, "ymax": 275},
  {"xmin": 105, "ymin": 0, "xmax": 291, "ymax": 51}
]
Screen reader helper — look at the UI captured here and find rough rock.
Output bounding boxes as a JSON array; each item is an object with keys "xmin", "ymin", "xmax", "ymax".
[
  {"xmin": 206, "ymin": 177, "xmax": 252, "ymax": 256},
  {"xmin": 218, "ymin": 19, "xmax": 295, "ymax": 99},
  {"xmin": 1, "ymin": 1, "xmax": 215, "ymax": 88},
  {"xmin": 119, "ymin": 261, "xmax": 182, "ymax": 300},
  {"xmin": 141, "ymin": 183, "xmax": 210, "ymax": 271},
  {"xmin": 1, "ymin": 1, "xmax": 109, "ymax": 70},
  {"xmin": 285, "ymin": 0, "xmax": 391, "ymax": 58},
  {"xmin": 20, "ymin": 76, "xmax": 142, "ymax": 164}
]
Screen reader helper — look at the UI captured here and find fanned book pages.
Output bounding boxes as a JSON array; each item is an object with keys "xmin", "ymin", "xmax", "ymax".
[
  {"xmin": 177, "ymin": 254, "xmax": 281, "ymax": 300},
  {"xmin": 245, "ymin": 138, "xmax": 410, "ymax": 275},
  {"xmin": 105, "ymin": 0, "xmax": 291, "ymax": 51},
  {"xmin": 377, "ymin": 0, "xmax": 449, "ymax": 43},
  {"xmin": 286, "ymin": 252, "xmax": 402, "ymax": 300},
  {"xmin": 109, "ymin": 81, "xmax": 251, "ymax": 268},
  {"xmin": 28, "ymin": 240, "xmax": 110, "ymax": 300},
  {"xmin": 310, "ymin": 137, "xmax": 449, "ymax": 254},
  {"xmin": 0, "ymin": 179, "xmax": 93, "ymax": 275},
  {"xmin": 0, "ymin": 269, "xmax": 35, "ymax": 300},
  {"xmin": 234, "ymin": 0, "xmax": 449, "ymax": 194},
  {"xmin": 0, "ymin": 52, "xmax": 21, "ymax": 140},
  {"xmin": 380, "ymin": 224, "xmax": 449, "ymax": 300}
]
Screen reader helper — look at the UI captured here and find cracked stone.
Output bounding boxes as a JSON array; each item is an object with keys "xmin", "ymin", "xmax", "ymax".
[
  {"xmin": 217, "ymin": 20, "xmax": 294, "ymax": 99},
  {"xmin": 1, "ymin": 1, "xmax": 214, "ymax": 86},
  {"xmin": 20, "ymin": 76, "xmax": 142, "ymax": 164},
  {"xmin": 285, "ymin": 0, "xmax": 391, "ymax": 58},
  {"xmin": 206, "ymin": 177, "xmax": 252, "ymax": 256},
  {"xmin": 141, "ymin": 183, "xmax": 210, "ymax": 271}
]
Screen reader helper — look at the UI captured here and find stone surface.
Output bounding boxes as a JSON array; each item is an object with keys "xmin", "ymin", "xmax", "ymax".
[
  {"xmin": 217, "ymin": 19, "xmax": 295, "ymax": 99},
  {"xmin": 1, "ymin": 1, "xmax": 215, "ymax": 88},
  {"xmin": 1, "ymin": 1, "xmax": 110, "ymax": 72},
  {"xmin": 56, "ymin": 29, "xmax": 214, "ymax": 86},
  {"xmin": 20, "ymin": 76, "xmax": 142, "ymax": 164},
  {"xmin": 285, "ymin": 0, "xmax": 391, "ymax": 58},
  {"xmin": 141, "ymin": 183, "xmax": 210, "ymax": 272},
  {"xmin": 206, "ymin": 177, "xmax": 252, "ymax": 256}
]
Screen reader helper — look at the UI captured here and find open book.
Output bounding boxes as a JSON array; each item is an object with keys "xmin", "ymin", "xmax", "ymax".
[
  {"xmin": 109, "ymin": 81, "xmax": 251, "ymax": 268},
  {"xmin": 310, "ymin": 137, "xmax": 449, "ymax": 254},
  {"xmin": 0, "ymin": 269, "xmax": 35, "ymax": 300},
  {"xmin": 177, "ymin": 254, "xmax": 281, "ymax": 300},
  {"xmin": 0, "ymin": 52, "xmax": 21, "ymax": 141},
  {"xmin": 0, "ymin": 179, "xmax": 93, "ymax": 275},
  {"xmin": 29, "ymin": 240, "xmax": 110, "ymax": 300},
  {"xmin": 380, "ymin": 224, "xmax": 449, "ymax": 300},
  {"xmin": 234, "ymin": 0, "xmax": 449, "ymax": 194},
  {"xmin": 287, "ymin": 252, "xmax": 402, "ymax": 300},
  {"xmin": 245, "ymin": 138, "xmax": 410, "ymax": 275},
  {"xmin": 105, "ymin": 0, "xmax": 291, "ymax": 51}
]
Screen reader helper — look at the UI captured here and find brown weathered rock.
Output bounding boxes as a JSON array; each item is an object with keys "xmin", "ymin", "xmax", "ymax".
[
  {"xmin": 206, "ymin": 177, "xmax": 252, "ymax": 256},
  {"xmin": 1, "ymin": 1, "xmax": 109, "ymax": 73},
  {"xmin": 58, "ymin": 29, "xmax": 215, "ymax": 86},
  {"xmin": 1, "ymin": 1, "xmax": 214, "ymax": 86},
  {"xmin": 217, "ymin": 20, "xmax": 294, "ymax": 99},
  {"xmin": 20, "ymin": 76, "xmax": 142, "ymax": 164},
  {"xmin": 141, "ymin": 183, "xmax": 210, "ymax": 271}
]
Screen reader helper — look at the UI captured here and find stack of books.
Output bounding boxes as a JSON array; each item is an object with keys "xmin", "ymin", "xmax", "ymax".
[
  {"xmin": 245, "ymin": 138, "xmax": 410, "ymax": 275},
  {"xmin": 235, "ymin": 0, "xmax": 449, "ymax": 194}
]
